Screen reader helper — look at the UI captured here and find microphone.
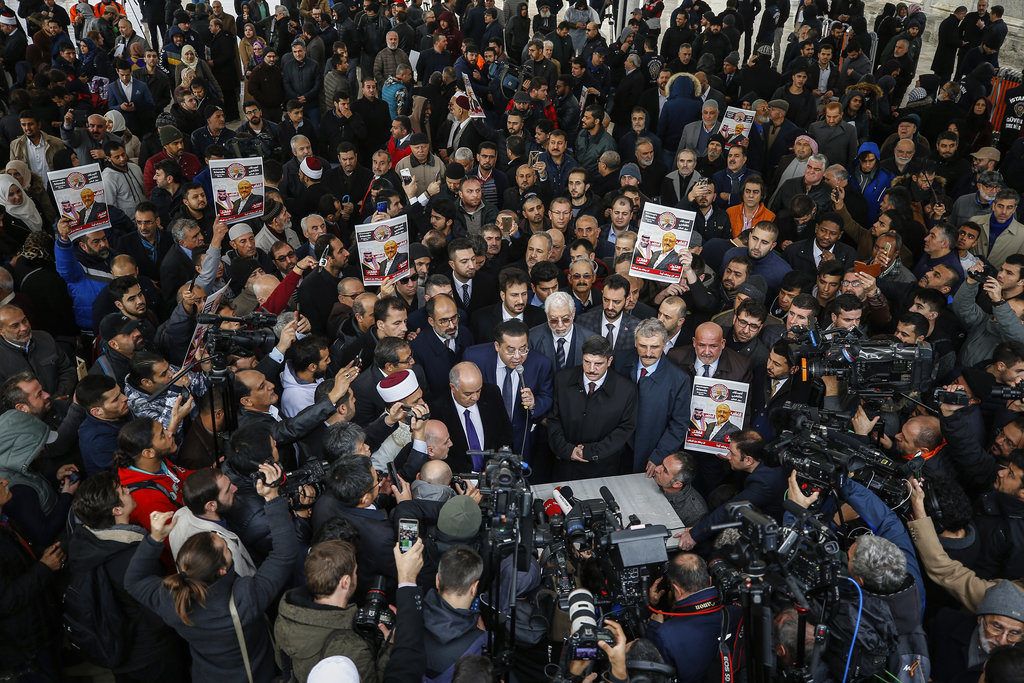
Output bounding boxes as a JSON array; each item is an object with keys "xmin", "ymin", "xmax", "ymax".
[
  {"xmin": 552, "ymin": 486, "xmax": 574, "ymax": 514},
  {"xmin": 542, "ymin": 498, "xmax": 563, "ymax": 518},
  {"xmin": 514, "ymin": 364, "xmax": 530, "ymax": 456},
  {"xmin": 599, "ymin": 485, "xmax": 620, "ymax": 514}
]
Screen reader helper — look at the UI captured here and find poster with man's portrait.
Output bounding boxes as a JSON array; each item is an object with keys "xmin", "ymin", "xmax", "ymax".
[
  {"xmin": 210, "ymin": 158, "xmax": 265, "ymax": 224},
  {"xmin": 629, "ymin": 202, "xmax": 697, "ymax": 284},
  {"xmin": 356, "ymin": 214, "xmax": 411, "ymax": 286},
  {"xmin": 685, "ymin": 376, "xmax": 749, "ymax": 457},
  {"xmin": 48, "ymin": 164, "xmax": 110, "ymax": 240}
]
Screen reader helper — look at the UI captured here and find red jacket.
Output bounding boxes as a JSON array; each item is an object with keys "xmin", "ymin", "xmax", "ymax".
[
  {"xmin": 387, "ymin": 136, "xmax": 413, "ymax": 168},
  {"xmin": 118, "ymin": 461, "xmax": 194, "ymax": 531}
]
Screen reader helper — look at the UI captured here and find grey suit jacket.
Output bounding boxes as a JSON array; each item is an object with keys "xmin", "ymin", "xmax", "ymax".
[
  {"xmin": 680, "ymin": 120, "xmax": 721, "ymax": 156},
  {"xmin": 528, "ymin": 323, "xmax": 597, "ymax": 371},
  {"xmin": 576, "ymin": 310, "xmax": 640, "ymax": 357}
]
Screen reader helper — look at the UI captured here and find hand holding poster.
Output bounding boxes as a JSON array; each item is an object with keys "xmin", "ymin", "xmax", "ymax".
[
  {"xmin": 356, "ymin": 214, "xmax": 411, "ymax": 286},
  {"xmin": 720, "ymin": 107, "xmax": 755, "ymax": 148},
  {"xmin": 181, "ymin": 283, "xmax": 232, "ymax": 368},
  {"xmin": 628, "ymin": 202, "xmax": 697, "ymax": 284},
  {"xmin": 460, "ymin": 74, "xmax": 487, "ymax": 119},
  {"xmin": 684, "ymin": 376, "xmax": 750, "ymax": 457},
  {"xmin": 47, "ymin": 163, "xmax": 111, "ymax": 240},
  {"xmin": 210, "ymin": 158, "xmax": 265, "ymax": 224}
]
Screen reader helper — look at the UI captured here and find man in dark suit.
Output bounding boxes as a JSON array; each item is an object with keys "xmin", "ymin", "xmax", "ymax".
[
  {"xmin": 469, "ymin": 268, "xmax": 546, "ymax": 342},
  {"xmin": 783, "ymin": 212, "xmax": 857, "ymax": 273},
  {"xmin": 577, "ymin": 274, "xmax": 640, "ymax": 363},
  {"xmin": 613, "ymin": 318, "xmax": 692, "ymax": 473},
  {"xmin": 612, "ymin": 54, "xmax": 648, "ymax": 134},
  {"xmin": 463, "ymin": 320, "xmax": 554, "ymax": 461},
  {"xmin": 677, "ymin": 430, "xmax": 787, "ymax": 550},
  {"xmin": 409, "ymin": 294, "xmax": 473, "ymax": 400},
  {"xmin": 77, "ymin": 188, "xmax": 109, "ymax": 225},
  {"xmin": 668, "ymin": 321, "xmax": 753, "ymax": 383},
  {"xmin": 448, "ymin": 237, "xmax": 499, "ymax": 313},
  {"xmin": 701, "ymin": 403, "xmax": 742, "ymax": 442},
  {"xmin": 748, "ymin": 339, "xmax": 814, "ymax": 441},
  {"xmin": 428, "ymin": 361, "xmax": 513, "ymax": 474},
  {"xmin": 230, "ymin": 181, "xmax": 263, "ymax": 216},
  {"xmin": 313, "ymin": 454, "xmax": 408, "ymax": 594},
  {"xmin": 350, "ymin": 337, "xmax": 426, "ymax": 427},
  {"xmin": 747, "ymin": 100, "xmax": 802, "ymax": 174},
  {"xmin": 548, "ymin": 336, "xmax": 637, "ymax": 480},
  {"xmin": 377, "ymin": 239, "xmax": 410, "ymax": 277},
  {"xmin": 159, "ymin": 217, "xmax": 205, "ymax": 308},
  {"xmin": 528, "ymin": 291, "xmax": 598, "ymax": 372}
]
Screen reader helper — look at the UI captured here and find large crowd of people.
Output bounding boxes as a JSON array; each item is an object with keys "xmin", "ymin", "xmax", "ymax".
[{"xmin": 2, "ymin": 0, "xmax": 1024, "ymax": 681}]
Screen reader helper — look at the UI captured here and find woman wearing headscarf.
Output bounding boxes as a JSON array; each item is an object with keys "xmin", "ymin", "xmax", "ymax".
[
  {"xmin": 238, "ymin": 23, "xmax": 260, "ymax": 79},
  {"xmin": 959, "ymin": 97, "xmax": 994, "ymax": 153},
  {"xmin": 0, "ymin": 175, "xmax": 43, "ymax": 234},
  {"xmin": 437, "ymin": 11, "xmax": 463, "ymax": 58},
  {"xmin": 4, "ymin": 162, "xmax": 56, "ymax": 227},
  {"xmin": 78, "ymin": 36, "xmax": 115, "ymax": 80},
  {"xmin": 176, "ymin": 44, "xmax": 225, "ymax": 103},
  {"xmin": 10, "ymin": 232, "xmax": 79, "ymax": 341},
  {"xmin": 104, "ymin": 110, "xmax": 142, "ymax": 163}
]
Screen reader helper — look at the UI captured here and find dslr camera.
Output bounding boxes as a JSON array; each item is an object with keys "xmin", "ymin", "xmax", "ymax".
[{"xmin": 565, "ymin": 589, "xmax": 615, "ymax": 660}]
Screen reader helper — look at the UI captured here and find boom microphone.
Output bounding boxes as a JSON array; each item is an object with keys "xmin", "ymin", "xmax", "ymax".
[{"xmin": 599, "ymin": 485, "xmax": 620, "ymax": 514}]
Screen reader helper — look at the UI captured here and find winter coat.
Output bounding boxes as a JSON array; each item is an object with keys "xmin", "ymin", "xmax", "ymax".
[
  {"xmin": 0, "ymin": 519, "xmax": 59, "ymax": 677},
  {"xmin": 54, "ymin": 236, "xmax": 114, "ymax": 330},
  {"xmin": 275, "ymin": 586, "xmax": 383, "ymax": 682},
  {"xmin": 118, "ymin": 460, "xmax": 193, "ymax": 531},
  {"xmin": 657, "ymin": 73, "xmax": 702, "ymax": 153},
  {"xmin": 0, "ymin": 331, "xmax": 78, "ymax": 398},
  {"xmin": 125, "ymin": 497, "xmax": 299, "ymax": 682},
  {"xmin": 168, "ymin": 507, "xmax": 258, "ymax": 577},
  {"xmin": 281, "ymin": 54, "xmax": 322, "ymax": 104},
  {"xmin": 422, "ymin": 589, "xmax": 487, "ymax": 682},
  {"xmin": 851, "ymin": 142, "xmax": 892, "ymax": 223},
  {"xmin": 66, "ymin": 524, "xmax": 184, "ymax": 674}
]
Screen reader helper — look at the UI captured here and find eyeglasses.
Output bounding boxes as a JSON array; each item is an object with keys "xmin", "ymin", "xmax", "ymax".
[
  {"xmin": 734, "ymin": 318, "xmax": 763, "ymax": 330},
  {"xmin": 273, "ymin": 251, "xmax": 296, "ymax": 261},
  {"xmin": 435, "ymin": 314, "xmax": 459, "ymax": 326},
  {"xmin": 983, "ymin": 615, "xmax": 1024, "ymax": 642}
]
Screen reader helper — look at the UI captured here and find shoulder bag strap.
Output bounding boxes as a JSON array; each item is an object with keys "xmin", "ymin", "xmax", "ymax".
[{"xmin": 229, "ymin": 592, "xmax": 255, "ymax": 683}]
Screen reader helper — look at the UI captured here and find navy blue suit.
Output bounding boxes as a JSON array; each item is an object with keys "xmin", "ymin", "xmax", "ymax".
[
  {"xmin": 613, "ymin": 354, "xmax": 693, "ymax": 472},
  {"xmin": 462, "ymin": 343, "xmax": 554, "ymax": 460},
  {"xmin": 689, "ymin": 464, "xmax": 788, "ymax": 544},
  {"xmin": 409, "ymin": 324, "xmax": 474, "ymax": 400}
]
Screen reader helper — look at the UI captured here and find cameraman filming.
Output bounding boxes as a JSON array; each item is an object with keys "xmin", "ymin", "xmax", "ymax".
[{"xmin": 645, "ymin": 553, "xmax": 739, "ymax": 683}]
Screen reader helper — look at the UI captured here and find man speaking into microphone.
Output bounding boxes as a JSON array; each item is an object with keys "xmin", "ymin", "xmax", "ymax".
[{"xmin": 463, "ymin": 320, "xmax": 553, "ymax": 463}]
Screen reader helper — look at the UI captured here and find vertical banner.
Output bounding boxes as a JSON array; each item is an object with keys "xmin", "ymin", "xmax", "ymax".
[
  {"xmin": 47, "ymin": 163, "xmax": 111, "ymax": 240},
  {"xmin": 684, "ymin": 376, "xmax": 750, "ymax": 457},
  {"xmin": 181, "ymin": 283, "xmax": 232, "ymax": 368},
  {"xmin": 356, "ymin": 214, "xmax": 411, "ymax": 286},
  {"xmin": 629, "ymin": 202, "xmax": 696, "ymax": 284},
  {"xmin": 461, "ymin": 74, "xmax": 487, "ymax": 119},
  {"xmin": 210, "ymin": 158, "xmax": 265, "ymax": 224}
]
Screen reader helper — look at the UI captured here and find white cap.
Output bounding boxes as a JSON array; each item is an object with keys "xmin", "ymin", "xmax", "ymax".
[
  {"xmin": 0, "ymin": 14, "xmax": 18, "ymax": 26},
  {"xmin": 376, "ymin": 369, "xmax": 419, "ymax": 403},
  {"xmin": 300, "ymin": 156, "xmax": 323, "ymax": 180},
  {"xmin": 228, "ymin": 223, "xmax": 254, "ymax": 241},
  {"xmin": 307, "ymin": 656, "xmax": 359, "ymax": 683}
]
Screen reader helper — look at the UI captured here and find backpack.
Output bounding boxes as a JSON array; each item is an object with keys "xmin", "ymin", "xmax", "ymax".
[
  {"xmin": 825, "ymin": 590, "xmax": 899, "ymax": 682},
  {"xmin": 63, "ymin": 560, "xmax": 131, "ymax": 668}
]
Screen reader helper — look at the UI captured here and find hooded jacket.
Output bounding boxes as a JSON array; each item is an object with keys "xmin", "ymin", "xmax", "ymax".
[
  {"xmin": 0, "ymin": 410, "xmax": 70, "ymax": 548},
  {"xmin": 423, "ymin": 589, "xmax": 487, "ymax": 681},
  {"xmin": 280, "ymin": 364, "xmax": 322, "ymax": 418},
  {"xmin": 168, "ymin": 507, "xmax": 258, "ymax": 577},
  {"xmin": 658, "ymin": 73, "xmax": 702, "ymax": 152},
  {"xmin": 274, "ymin": 586, "xmax": 382, "ymax": 682},
  {"xmin": 851, "ymin": 141, "xmax": 892, "ymax": 223}
]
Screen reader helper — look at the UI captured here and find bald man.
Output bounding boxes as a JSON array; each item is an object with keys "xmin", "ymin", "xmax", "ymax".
[
  {"xmin": 0, "ymin": 304, "xmax": 78, "ymax": 398},
  {"xmin": 428, "ymin": 361, "xmax": 512, "ymax": 473},
  {"xmin": 667, "ymin": 321, "xmax": 752, "ymax": 382},
  {"xmin": 392, "ymin": 418, "xmax": 453, "ymax": 481}
]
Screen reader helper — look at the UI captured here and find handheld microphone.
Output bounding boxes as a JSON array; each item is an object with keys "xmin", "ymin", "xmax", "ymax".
[
  {"xmin": 514, "ymin": 364, "xmax": 530, "ymax": 455},
  {"xmin": 543, "ymin": 498, "xmax": 563, "ymax": 518},
  {"xmin": 599, "ymin": 485, "xmax": 620, "ymax": 514},
  {"xmin": 552, "ymin": 486, "xmax": 574, "ymax": 514}
]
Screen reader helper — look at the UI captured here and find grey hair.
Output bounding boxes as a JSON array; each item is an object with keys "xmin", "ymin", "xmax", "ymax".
[
  {"xmin": 635, "ymin": 136, "xmax": 654, "ymax": 152},
  {"xmin": 634, "ymin": 317, "xmax": 668, "ymax": 344},
  {"xmin": 289, "ymin": 135, "xmax": 310, "ymax": 153},
  {"xmin": 529, "ymin": 231, "xmax": 553, "ymax": 249},
  {"xmin": 0, "ymin": 267, "xmax": 13, "ymax": 293},
  {"xmin": 667, "ymin": 452, "xmax": 696, "ymax": 487},
  {"xmin": 542, "ymin": 40, "xmax": 554, "ymax": 50},
  {"xmin": 544, "ymin": 291, "xmax": 575, "ymax": 317},
  {"xmin": 825, "ymin": 164, "xmax": 848, "ymax": 181},
  {"xmin": 168, "ymin": 217, "xmax": 198, "ymax": 244},
  {"xmin": 850, "ymin": 534, "xmax": 907, "ymax": 593},
  {"xmin": 396, "ymin": 64, "xmax": 412, "ymax": 76},
  {"xmin": 625, "ymin": 54, "xmax": 641, "ymax": 68},
  {"xmin": 453, "ymin": 147, "xmax": 474, "ymax": 163},
  {"xmin": 701, "ymin": 99, "xmax": 720, "ymax": 112},
  {"xmin": 599, "ymin": 150, "xmax": 621, "ymax": 169},
  {"xmin": 807, "ymin": 153, "xmax": 828, "ymax": 168},
  {"xmin": 323, "ymin": 422, "xmax": 367, "ymax": 461},
  {"xmin": 273, "ymin": 311, "xmax": 295, "ymax": 339},
  {"xmin": 300, "ymin": 214, "xmax": 324, "ymax": 234}
]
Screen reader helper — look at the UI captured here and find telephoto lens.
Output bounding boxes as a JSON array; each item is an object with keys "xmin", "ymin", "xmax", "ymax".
[{"xmin": 568, "ymin": 589, "xmax": 598, "ymax": 635}]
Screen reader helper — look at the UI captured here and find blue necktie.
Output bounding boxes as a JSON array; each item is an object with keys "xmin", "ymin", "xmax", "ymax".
[{"xmin": 464, "ymin": 408, "xmax": 481, "ymax": 451}]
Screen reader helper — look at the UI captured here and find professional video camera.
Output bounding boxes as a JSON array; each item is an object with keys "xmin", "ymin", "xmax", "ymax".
[
  {"xmin": 354, "ymin": 576, "xmax": 395, "ymax": 648},
  {"xmin": 708, "ymin": 501, "xmax": 846, "ymax": 681},
  {"xmin": 768, "ymin": 404, "xmax": 923, "ymax": 512},
  {"xmin": 198, "ymin": 312, "xmax": 278, "ymax": 358},
  {"xmin": 250, "ymin": 459, "xmax": 329, "ymax": 508},
  {"xmin": 787, "ymin": 328, "xmax": 933, "ymax": 403}
]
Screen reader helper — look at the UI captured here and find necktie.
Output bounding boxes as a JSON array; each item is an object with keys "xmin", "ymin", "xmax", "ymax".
[
  {"xmin": 702, "ymin": 364, "xmax": 711, "ymax": 377},
  {"xmin": 639, "ymin": 367, "xmax": 648, "ymax": 381},
  {"xmin": 605, "ymin": 323, "xmax": 615, "ymax": 346},
  {"xmin": 770, "ymin": 378, "xmax": 780, "ymax": 396},
  {"xmin": 464, "ymin": 408, "xmax": 481, "ymax": 450},
  {"xmin": 588, "ymin": 381, "xmax": 597, "ymax": 395},
  {"xmin": 461, "ymin": 283, "xmax": 470, "ymax": 304},
  {"xmin": 502, "ymin": 367, "xmax": 515, "ymax": 419},
  {"xmin": 556, "ymin": 337, "xmax": 566, "ymax": 369}
]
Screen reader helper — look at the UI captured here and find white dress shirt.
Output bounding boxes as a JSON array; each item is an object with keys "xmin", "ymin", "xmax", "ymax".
[
  {"xmin": 695, "ymin": 357, "xmax": 720, "ymax": 378},
  {"xmin": 456, "ymin": 396, "xmax": 485, "ymax": 443}
]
